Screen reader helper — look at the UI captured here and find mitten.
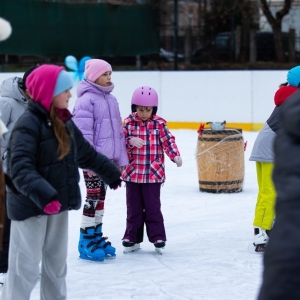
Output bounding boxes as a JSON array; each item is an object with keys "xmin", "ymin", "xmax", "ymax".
[
  {"xmin": 174, "ymin": 156, "xmax": 183, "ymax": 167},
  {"xmin": 109, "ymin": 178, "xmax": 122, "ymax": 190},
  {"xmin": 43, "ymin": 200, "xmax": 61, "ymax": 214},
  {"xmin": 129, "ymin": 137, "xmax": 145, "ymax": 148}
]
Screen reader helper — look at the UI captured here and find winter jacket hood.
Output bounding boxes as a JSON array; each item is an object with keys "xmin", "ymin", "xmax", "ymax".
[
  {"xmin": 274, "ymin": 85, "xmax": 298, "ymax": 106},
  {"xmin": 0, "ymin": 77, "xmax": 28, "ymax": 104},
  {"xmin": 26, "ymin": 65, "xmax": 64, "ymax": 112}
]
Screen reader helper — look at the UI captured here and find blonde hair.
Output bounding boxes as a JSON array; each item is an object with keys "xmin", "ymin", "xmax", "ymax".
[{"xmin": 50, "ymin": 105, "xmax": 70, "ymax": 160}]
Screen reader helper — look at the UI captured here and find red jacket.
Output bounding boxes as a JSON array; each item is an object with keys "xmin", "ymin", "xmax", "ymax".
[{"xmin": 121, "ymin": 113, "xmax": 180, "ymax": 183}]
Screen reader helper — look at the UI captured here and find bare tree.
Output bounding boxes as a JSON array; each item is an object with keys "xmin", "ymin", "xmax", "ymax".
[{"xmin": 259, "ymin": 0, "xmax": 291, "ymax": 62}]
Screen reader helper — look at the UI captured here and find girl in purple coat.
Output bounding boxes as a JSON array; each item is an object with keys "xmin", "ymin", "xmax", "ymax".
[
  {"xmin": 73, "ymin": 59, "xmax": 128, "ymax": 261},
  {"xmin": 121, "ymin": 86, "xmax": 182, "ymax": 254}
]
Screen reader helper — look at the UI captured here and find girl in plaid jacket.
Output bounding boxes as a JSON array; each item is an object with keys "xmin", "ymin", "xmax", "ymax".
[{"xmin": 121, "ymin": 86, "xmax": 182, "ymax": 253}]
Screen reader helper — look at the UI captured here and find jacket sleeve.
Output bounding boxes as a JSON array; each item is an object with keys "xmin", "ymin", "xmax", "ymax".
[
  {"xmin": 123, "ymin": 119, "xmax": 134, "ymax": 153},
  {"xmin": 73, "ymin": 122, "xmax": 121, "ymax": 184},
  {"xmin": 160, "ymin": 123, "xmax": 180, "ymax": 161},
  {"xmin": 72, "ymin": 98, "xmax": 94, "ymax": 147},
  {"xmin": 0, "ymin": 100, "xmax": 13, "ymax": 148},
  {"xmin": 115, "ymin": 112, "xmax": 129, "ymax": 167},
  {"xmin": 9, "ymin": 124, "xmax": 58, "ymax": 210}
]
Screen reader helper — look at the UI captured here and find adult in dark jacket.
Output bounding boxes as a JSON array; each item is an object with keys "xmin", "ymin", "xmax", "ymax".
[
  {"xmin": 257, "ymin": 88, "xmax": 300, "ymax": 299},
  {"xmin": 0, "ymin": 65, "xmax": 121, "ymax": 300}
]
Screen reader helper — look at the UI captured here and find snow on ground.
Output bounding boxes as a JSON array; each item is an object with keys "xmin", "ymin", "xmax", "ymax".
[{"xmin": 2, "ymin": 130, "xmax": 264, "ymax": 300}]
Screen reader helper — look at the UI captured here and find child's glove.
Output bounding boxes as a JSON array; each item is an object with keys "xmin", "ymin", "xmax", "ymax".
[
  {"xmin": 87, "ymin": 170, "xmax": 97, "ymax": 177},
  {"xmin": 109, "ymin": 178, "xmax": 122, "ymax": 190},
  {"xmin": 129, "ymin": 137, "xmax": 145, "ymax": 148},
  {"xmin": 174, "ymin": 156, "xmax": 183, "ymax": 167},
  {"xmin": 43, "ymin": 200, "xmax": 61, "ymax": 214}
]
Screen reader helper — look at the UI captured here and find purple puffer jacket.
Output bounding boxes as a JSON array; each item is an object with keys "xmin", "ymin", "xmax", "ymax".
[{"xmin": 72, "ymin": 79, "xmax": 128, "ymax": 167}]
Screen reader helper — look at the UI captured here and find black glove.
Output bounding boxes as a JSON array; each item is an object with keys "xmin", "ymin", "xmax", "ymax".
[{"xmin": 109, "ymin": 178, "xmax": 122, "ymax": 190}]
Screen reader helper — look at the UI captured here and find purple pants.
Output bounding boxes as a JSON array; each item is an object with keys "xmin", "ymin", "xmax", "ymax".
[{"xmin": 123, "ymin": 182, "xmax": 166, "ymax": 243}]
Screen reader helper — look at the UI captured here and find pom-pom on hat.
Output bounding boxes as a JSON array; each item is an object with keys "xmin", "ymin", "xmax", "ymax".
[
  {"xmin": 287, "ymin": 66, "xmax": 300, "ymax": 87},
  {"xmin": 84, "ymin": 59, "xmax": 112, "ymax": 82},
  {"xmin": 0, "ymin": 17, "xmax": 12, "ymax": 41},
  {"xmin": 53, "ymin": 70, "xmax": 73, "ymax": 97}
]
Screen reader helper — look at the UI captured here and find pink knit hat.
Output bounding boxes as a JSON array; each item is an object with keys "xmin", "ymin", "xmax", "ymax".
[{"xmin": 84, "ymin": 59, "xmax": 112, "ymax": 82}]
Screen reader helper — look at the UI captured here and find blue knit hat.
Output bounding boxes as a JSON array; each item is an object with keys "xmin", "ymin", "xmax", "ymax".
[
  {"xmin": 287, "ymin": 66, "xmax": 300, "ymax": 87},
  {"xmin": 53, "ymin": 70, "xmax": 73, "ymax": 97}
]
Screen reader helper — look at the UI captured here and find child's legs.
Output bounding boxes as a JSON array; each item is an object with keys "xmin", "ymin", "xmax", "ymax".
[
  {"xmin": 123, "ymin": 182, "xmax": 145, "ymax": 243},
  {"xmin": 81, "ymin": 171, "xmax": 106, "ymax": 229},
  {"xmin": 253, "ymin": 162, "xmax": 276, "ymax": 230},
  {"xmin": 0, "ymin": 216, "xmax": 45, "ymax": 300},
  {"xmin": 142, "ymin": 183, "xmax": 166, "ymax": 243},
  {"xmin": 41, "ymin": 211, "xmax": 68, "ymax": 300},
  {"xmin": 95, "ymin": 180, "xmax": 107, "ymax": 226}
]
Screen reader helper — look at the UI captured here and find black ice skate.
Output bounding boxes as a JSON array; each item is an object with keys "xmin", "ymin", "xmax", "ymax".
[
  {"xmin": 122, "ymin": 240, "xmax": 141, "ymax": 253},
  {"xmin": 154, "ymin": 241, "xmax": 165, "ymax": 255}
]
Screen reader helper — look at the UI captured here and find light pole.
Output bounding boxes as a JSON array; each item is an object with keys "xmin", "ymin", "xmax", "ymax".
[{"xmin": 174, "ymin": 0, "xmax": 178, "ymax": 70}]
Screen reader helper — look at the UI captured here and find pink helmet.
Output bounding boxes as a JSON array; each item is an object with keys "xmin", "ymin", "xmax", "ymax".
[{"xmin": 131, "ymin": 86, "xmax": 158, "ymax": 110}]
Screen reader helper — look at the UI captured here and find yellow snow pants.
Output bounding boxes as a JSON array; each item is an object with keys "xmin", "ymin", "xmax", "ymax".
[{"xmin": 253, "ymin": 162, "xmax": 276, "ymax": 230}]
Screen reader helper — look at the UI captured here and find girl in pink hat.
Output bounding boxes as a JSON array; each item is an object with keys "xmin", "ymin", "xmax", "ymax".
[
  {"xmin": 73, "ymin": 59, "xmax": 128, "ymax": 260},
  {"xmin": 0, "ymin": 64, "xmax": 121, "ymax": 300}
]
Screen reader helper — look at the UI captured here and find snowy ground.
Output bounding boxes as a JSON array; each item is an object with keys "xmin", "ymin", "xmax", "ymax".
[{"xmin": 2, "ymin": 130, "xmax": 263, "ymax": 300}]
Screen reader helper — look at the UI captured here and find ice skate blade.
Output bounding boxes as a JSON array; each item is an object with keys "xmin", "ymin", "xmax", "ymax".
[
  {"xmin": 123, "ymin": 243, "xmax": 141, "ymax": 254},
  {"xmin": 155, "ymin": 247, "xmax": 164, "ymax": 255},
  {"xmin": 253, "ymin": 243, "xmax": 267, "ymax": 253},
  {"xmin": 105, "ymin": 254, "xmax": 116, "ymax": 259},
  {"xmin": 79, "ymin": 252, "xmax": 105, "ymax": 262}
]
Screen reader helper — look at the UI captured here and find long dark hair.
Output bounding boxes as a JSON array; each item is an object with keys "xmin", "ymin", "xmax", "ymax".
[{"xmin": 50, "ymin": 105, "xmax": 70, "ymax": 160}]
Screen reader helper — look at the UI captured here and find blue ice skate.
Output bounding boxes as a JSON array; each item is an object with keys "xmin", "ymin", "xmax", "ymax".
[
  {"xmin": 95, "ymin": 224, "xmax": 116, "ymax": 258},
  {"xmin": 78, "ymin": 227, "xmax": 105, "ymax": 261}
]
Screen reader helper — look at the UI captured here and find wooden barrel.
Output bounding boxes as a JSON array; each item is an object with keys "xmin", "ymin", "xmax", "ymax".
[{"xmin": 196, "ymin": 128, "xmax": 244, "ymax": 193}]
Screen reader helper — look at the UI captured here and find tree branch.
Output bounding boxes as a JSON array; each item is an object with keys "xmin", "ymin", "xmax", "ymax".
[
  {"xmin": 260, "ymin": 0, "xmax": 275, "ymax": 27},
  {"xmin": 276, "ymin": 0, "xmax": 292, "ymax": 21}
]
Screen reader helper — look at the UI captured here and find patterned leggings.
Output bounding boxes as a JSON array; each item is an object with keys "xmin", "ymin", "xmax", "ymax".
[{"xmin": 81, "ymin": 171, "xmax": 107, "ymax": 229}]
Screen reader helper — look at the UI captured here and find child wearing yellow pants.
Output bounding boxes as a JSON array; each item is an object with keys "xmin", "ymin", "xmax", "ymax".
[{"xmin": 250, "ymin": 80, "xmax": 299, "ymax": 252}]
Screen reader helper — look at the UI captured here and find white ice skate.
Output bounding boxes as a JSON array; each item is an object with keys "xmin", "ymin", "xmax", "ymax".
[
  {"xmin": 122, "ymin": 240, "xmax": 141, "ymax": 253},
  {"xmin": 253, "ymin": 227, "xmax": 269, "ymax": 252}
]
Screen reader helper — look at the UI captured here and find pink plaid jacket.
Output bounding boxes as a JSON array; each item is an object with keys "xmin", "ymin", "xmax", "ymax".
[{"xmin": 121, "ymin": 113, "xmax": 180, "ymax": 183}]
